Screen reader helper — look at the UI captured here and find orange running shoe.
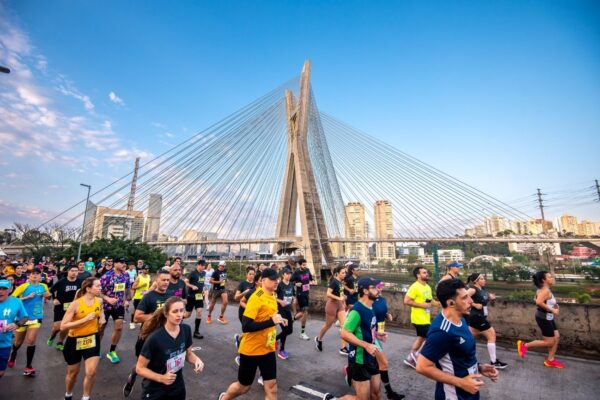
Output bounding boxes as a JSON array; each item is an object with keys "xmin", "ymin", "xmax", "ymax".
[
  {"xmin": 206, "ymin": 315, "xmax": 213, "ymax": 324},
  {"xmin": 544, "ymin": 359, "xmax": 565, "ymax": 368},
  {"xmin": 517, "ymin": 340, "xmax": 527, "ymax": 358},
  {"xmin": 218, "ymin": 316, "xmax": 228, "ymax": 324}
]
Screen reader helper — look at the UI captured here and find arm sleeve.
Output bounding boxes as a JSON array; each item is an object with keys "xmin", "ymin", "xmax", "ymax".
[
  {"xmin": 241, "ymin": 315, "xmax": 275, "ymax": 333},
  {"xmin": 419, "ymin": 330, "xmax": 449, "ymax": 363},
  {"xmin": 11, "ymin": 283, "xmax": 27, "ymax": 298}
]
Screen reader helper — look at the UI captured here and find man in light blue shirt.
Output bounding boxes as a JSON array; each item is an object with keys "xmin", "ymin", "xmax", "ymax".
[{"xmin": 0, "ymin": 279, "xmax": 28, "ymax": 377}]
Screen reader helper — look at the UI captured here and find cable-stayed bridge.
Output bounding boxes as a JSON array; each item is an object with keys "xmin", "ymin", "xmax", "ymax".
[{"xmin": 20, "ymin": 61, "xmax": 597, "ymax": 277}]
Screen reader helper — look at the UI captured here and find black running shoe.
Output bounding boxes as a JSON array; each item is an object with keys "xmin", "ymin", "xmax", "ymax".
[
  {"xmin": 193, "ymin": 332, "xmax": 204, "ymax": 339},
  {"xmin": 123, "ymin": 373, "xmax": 136, "ymax": 397},
  {"xmin": 314, "ymin": 336, "xmax": 323, "ymax": 352},
  {"xmin": 322, "ymin": 394, "xmax": 335, "ymax": 400},
  {"xmin": 386, "ymin": 389, "xmax": 405, "ymax": 400},
  {"xmin": 492, "ymin": 359, "xmax": 508, "ymax": 370}
]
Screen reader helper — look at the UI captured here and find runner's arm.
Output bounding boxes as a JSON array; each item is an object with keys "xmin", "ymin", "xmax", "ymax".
[
  {"xmin": 416, "ymin": 354, "xmax": 467, "ymax": 389},
  {"xmin": 136, "ymin": 354, "xmax": 171, "ymax": 384},
  {"xmin": 241, "ymin": 315, "xmax": 275, "ymax": 333}
]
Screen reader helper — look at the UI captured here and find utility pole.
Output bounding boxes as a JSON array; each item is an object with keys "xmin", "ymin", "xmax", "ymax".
[
  {"xmin": 536, "ymin": 188, "xmax": 546, "ymax": 233},
  {"xmin": 77, "ymin": 184, "xmax": 92, "ymax": 262},
  {"xmin": 595, "ymin": 179, "xmax": 600, "ymax": 202}
]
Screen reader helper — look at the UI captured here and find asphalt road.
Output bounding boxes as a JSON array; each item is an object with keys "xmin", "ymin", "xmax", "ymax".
[{"xmin": 2, "ymin": 300, "xmax": 599, "ymax": 399}]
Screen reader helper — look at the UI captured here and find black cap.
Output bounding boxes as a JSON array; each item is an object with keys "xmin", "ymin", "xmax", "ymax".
[
  {"xmin": 141, "ymin": 264, "xmax": 150, "ymax": 270},
  {"xmin": 197, "ymin": 259, "xmax": 206, "ymax": 265},
  {"xmin": 31, "ymin": 267, "xmax": 42, "ymax": 274},
  {"xmin": 114, "ymin": 257, "xmax": 126, "ymax": 263},
  {"xmin": 261, "ymin": 268, "xmax": 279, "ymax": 281},
  {"xmin": 282, "ymin": 267, "xmax": 292, "ymax": 274},
  {"xmin": 357, "ymin": 277, "xmax": 381, "ymax": 292}
]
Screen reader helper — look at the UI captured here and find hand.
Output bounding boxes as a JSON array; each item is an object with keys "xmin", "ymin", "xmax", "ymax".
[
  {"xmin": 161, "ymin": 371, "xmax": 177, "ymax": 385},
  {"xmin": 376, "ymin": 332, "xmax": 388, "ymax": 342},
  {"xmin": 281, "ymin": 318, "xmax": 288, "ymax": 327},
  {"xmin": 124, "ymin": 301, "xmax": 129, "ymax": 309},
  {"xmin": 86, "ymin": 313, "xmax": 97, "ymax": 322},
  {"xmin": 106, "ymin": 297, "xmax": 117, "ymax": 306},
  {"xmin": 552, "ymin": 308, "xmax": 559, "ymax": 316},
  {"xmin": 191, "ymin": 285, "xmax": 198, "ymax": 291},
  {"xmin": 489, "ymin": 293, "xmax": 496, "ymax": 301},
  {"xmin": 271, "ymin": 313, "xmax": 284, "ymax": 325},
  {"xmin": 295, "ymin": 282, "xmax": 302, "ymax": 287},
  {"xmin": 459, "ymin": 374, "xmax": 484, "ymax": 394},
  {"xmin": 386, "ymin": 313, "xmax": 393, "ymax": 322},
  {"xmin": 5, "ymin": 323, "xmax": 17, "ymax": 332},
  {"xmin": 98, "ymin": 318, "xmax": 106, "ymax": 328},
  {"xmin": 423, "ymin": 302, "xmax": 432, "ymax": 309},
  {"xmin": 478, "ymin": 363, "xmax": 499, "ymax": 382},
  {"xmin": 193, "ymin": 358, "xmax": 204, "ymax": 374},
  {"xmin": 53, "ymin": 299, "xmax": 60, "ymax": 306},
  {"xmin": 365, "ymin": 343, "xmax": 379, "ymax": 356}
]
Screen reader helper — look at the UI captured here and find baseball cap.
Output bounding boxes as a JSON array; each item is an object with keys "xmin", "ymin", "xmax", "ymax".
[
  {"xmin": 261, "ymin": 268, "xmax": 279, "ymax": 281},
  {"xmin": 0, "ymin": 280, "xmax": 11, "ymax": 289},
  {"xmin": 447, "ymin": 261, "xmax": 463, "ymax": 268},
  {"xmin": 114, "ymin": 257, "xmax": 126, "ymax": 263},
  {"xmin": 282, "ymin": 267, "xmax": 292, "ymax": 275},
  {"xmin": 357, "ymin": 277, "xmax": 382, "ymax": 292},
  {"xmin": 198, "ymin": 259, "xmax": 207, "ymax": 265},
  {"xmin": 218, "ymin": 260, "xmax": 226, "ymax": 266},
  {"xmin": 31, "ymin": 267, "xmax": 42, "ymax": 274},
  {"xmin": 345, "ymin": 261, "xmax": 354, "ymax": 267},
  {"xmin": 141, "ymin": 264, "xmax": 150, "ymax": 270}
]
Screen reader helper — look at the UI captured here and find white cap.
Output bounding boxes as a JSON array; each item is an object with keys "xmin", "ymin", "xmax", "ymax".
[
  {"xmin": 345, "ymin": 261, "xmax": 354, "ymax": 267},
  {"xmin": 218, "ymin": 260, "xmax": 226, "ymax": 266}
]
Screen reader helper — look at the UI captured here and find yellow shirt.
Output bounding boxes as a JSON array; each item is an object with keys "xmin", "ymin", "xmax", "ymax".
[
  {"xmin": 240, "ymin": 288, "xmax": 278, "ymax": 356},
  {"xmin": 406, "ymin": 281, "xmax": 433, "ymax": 325},
  {"xmin": 133, "ymin": 274, "xmax": 151, "ymax": 300},
  {"xmin": 69, "ymin": 297, "xmax": 102, "ymax": 337}
]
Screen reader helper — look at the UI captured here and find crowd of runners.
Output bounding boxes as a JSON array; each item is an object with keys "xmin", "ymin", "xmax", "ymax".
[{"xmin": 0, "ymin": 255, "xmax": 565, "ymax": 400}]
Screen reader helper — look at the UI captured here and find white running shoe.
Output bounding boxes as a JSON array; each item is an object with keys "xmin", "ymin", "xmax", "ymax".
[
  {"xmin": 257, "ymin": 376, "xmax": 264, "ymax": 386},
  {"xmin": 300, "ymin": 332, "xmax": 310, "ymax": 340},
  {"xmin": 129, "ymin": 322, "xmax": 136, "ymax": 330}
]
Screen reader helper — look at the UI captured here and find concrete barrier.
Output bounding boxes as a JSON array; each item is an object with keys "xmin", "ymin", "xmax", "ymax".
[{"xmin": 227, "ymin": 281, "xmax": 600, "ymax": 359}]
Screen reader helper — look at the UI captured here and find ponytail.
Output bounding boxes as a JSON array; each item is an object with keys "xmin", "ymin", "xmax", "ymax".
[
  {"xmin": 139, "ymin": 296, "xmax": 182, "ymax": 339},
  {"xmin": 75, "ymin": 277, "xmax": 98, "ymax": 300},
  {"xmin": 532, "ymin": 270, "xmax": 548, "ymax": 289}
]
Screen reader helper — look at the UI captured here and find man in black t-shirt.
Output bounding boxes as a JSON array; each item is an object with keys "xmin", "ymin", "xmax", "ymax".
[
  {"xmin": 276, "ymin": 268, "xmax": 295, "ymax": 359},
  {"xmin": 76, "ymin": 260, "xmax": 92, "ymax": 281},
  {"xmin": 208, "ymin": 261, "xmax": 228, "ymax": 324},
  {"xmin": 47, "ymin": 264, "xmax": 81, "ymax": 350},
  {"xmin": 291, "ymin": 259, "xmax": 313, "ymax": 340},
  {"xmin": 185, "ymin": 260, "xmax": 206, "ymax": 339},
  {"xmin": 166, "ymin": 264, "xmax": 187, "ymax": 299},
  {"xmin": 123, "ymin": 270, "xmax": 172, "ymax": 398}
]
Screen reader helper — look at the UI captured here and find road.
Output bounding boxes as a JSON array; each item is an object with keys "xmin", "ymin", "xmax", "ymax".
[{"xmin": 2, "ymin": 300, "xmax": 599, "ymax": 399}]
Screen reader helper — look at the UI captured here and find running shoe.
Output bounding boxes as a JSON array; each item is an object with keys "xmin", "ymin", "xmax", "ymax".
[
  {"xmin": 64, "ymin": 395, "xmax": 72, "ymax": 400},
  {"xmin": 315, "ymin": 336, "xmax": 323, "ymax": 352},
  {"xmin": 344, "ymin": 365, "xmax": 352, "ymax": 387},
  {"xmin": 409, "ymin": 351, "xmax": 418, "ymax": 363},
  {"xmin": 206, "ymin": 315, "xmax": 213, "ymax": 324},
  {"xmin": 23, "ymin": 367, "xmax": 36, "ymax": 377},
  {"xmin": 339, "ymin": 347, "xmax": 349, "ymax": 356},
  {"xmin": 300, "ymin": 332, "xmax": 310, "ymax": 340},
  {"xmin": 516, "ymin": 340, "xmax": 527, "ymax": 359},
  {"xmin": 234, "ymin": 334, "xmax": 241, "ymax": 349},
  {"xmin": 386, "ymin": 390, "xmax": 405, "ymax": 400},
  {"xmin": 403, "ymin": 358, "xmax": 416, "ymax": 369},
  {"xmin": 218, "ymin": 316, "xmax": 228, "ymax": 324},
  {"xmin": 193, "ymin": 332, "xmax": 204, "ymax": 339},
  {"xmin": 322, "ymin": 394, "xmax": 334, "ymax": 400},
  {"xmin": 544, "ymin": 359, "xmax": 565, "ymax": 369},
  {"xmin": 334, "ymin": 320, "xmax": 340, "ymax": 327},
  {"xmin": 46, "ymin": 337, "xmax": 54, "ymax": 347},
  {"xmin": 123, "ymin": 373, "xmax": 136, "ymax": 397},
  {"xmin": 106, "ymin": 351, "xmax": 120, "ymax": 364},
  {"xmin": 7, "ymin": 360, "xmax": 15, "ymax": 368},
  {"xmin": 257, "ymin": 376, "xmax": 264, "ymax": 385},
  {"xmin": 234, "ymin": 356, "xmax": 240, "ymax": 366},
  {"xmin": 129, "ymin": 322, "xmax": 136, "ymax": 330},
  {"xmin": 56, "ymin": 343, "xmax": 64, "ymax": 351},
  {"xmin": 277, "ymin": 349, "xmax": 289, "ymax": 360},
  {"xmin": 492, "ymin": 359, "xmax": 508, "ymax": 369},
  {"xmin": 218, "ymin": 393, "xmax": 226, "ymax": 400}
]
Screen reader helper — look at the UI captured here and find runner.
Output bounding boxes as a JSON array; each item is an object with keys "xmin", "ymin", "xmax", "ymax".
[
  {"xmin": 439, "ymin": 261, "xmax": 463, "ymax": 284},
  {"xmin": 130, "ymin": 265, "xmax": 151, "ymax": 330},
  {"xmin": 184, "ymin": 260, "xmax": 206, "ymax": 339},
  {"xmin": 466, "ymin": 273, "xmax": 507, "ymax": 369},
  {"xmin": 207, "ymin": 261, "xmax": 228, "ymax": 324},
  {"xmin": 0, "ymin": 279, "xmax": 28, "ymax": 378},
  {"xmin": 403, "ymin": 266, "xmax": 434, "ymax": 369},
  {"xmin": 8, "ymin": 267, "xmax": 51, "ymax": 376},
  {"xmin": 48, "ymin": 264, "xmax": 82, "ymax": 351},
  {"xmin": 10, "ymin": 264, "xmax": 27, "ymax": 295},
  {"xmin": 84, "ymin": 257, "xmax": 95, "ymax": 274},
  {"xmin": 123, "ymin": 269, "xmax": 172, "ymax": 397},
  {"xmin": 234, "ymin": 270, "xmax": 262, "ymax": 365},
  {"xmin": 337, "ymin": 277, "xmax": 388, "ymax": 400},
  {"xmin": 234, "ymin": 266, "xmax": 256, "ymax": 324},
  {"xmin": 416, "ymin": 279, "xmax": 499, "ymax": 400},
  {"xmin": 136, "ymin": 296, "xmax": 204, "ymax": 400},
  {"xmin": 315, "ymin": 265, "xmax": 348, "ymax": 355},
  {"xmin": 275, "ymin": 267, "xmax": 294, "ymax": 360},
  {"xmin": 343, "ymin": 264, "xmax": 359, "ymax": 312},
  {"xmin": 99, "ymin": 256, "xmax": 131, "ymax": 363},
  {"xmin": 77, "ymin": 261, "xmax": 92, "ymax": 281},
  {"xmin": 516, "ymin": 270, "xmax": 564, "ymax": 368},
  {"xmin": 203, "ymin": 263, "xmax": 214, "ymax": 308},
  {"xmin": 126, "ymin": 263, "xmax": 138, "ymax": 288},
  {"xmin": 218, "ymin": 268, "xmax": 284, "ymax": 400},
  {"xmin": 291, "ymin": 258, "xmax": 312, "ymax": 340},
  {"xmin": 61, "ymin": 277, "xmax": 105, "ymax": 400},
  {"xmin": 372, "ymin": 285, "xmax": 405, "ymax": 399},
  {"xmin": 96, "ymin": 258, "xmax": 113, "ymax": 278},
  {"xmin": 166, "ymin": 263, "xmax": 187, "ymax": 299}
]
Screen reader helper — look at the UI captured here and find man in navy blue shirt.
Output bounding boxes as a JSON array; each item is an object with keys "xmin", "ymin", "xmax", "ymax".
[{"xmin": 416, "ymin": 279, "xmax": 498, "ymax": 400}]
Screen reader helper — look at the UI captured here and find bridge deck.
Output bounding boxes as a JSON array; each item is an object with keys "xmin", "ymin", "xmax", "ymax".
[{"xmin": 2, "ymin": 302, "xmax": 599, "ymax": 399}]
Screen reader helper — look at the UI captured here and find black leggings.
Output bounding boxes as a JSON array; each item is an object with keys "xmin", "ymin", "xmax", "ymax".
[{"xmin": 276, "ymin": 308, "xmax": 293, "ymax": 350}]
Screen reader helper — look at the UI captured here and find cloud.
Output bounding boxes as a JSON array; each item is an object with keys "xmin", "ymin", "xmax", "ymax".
[
  {"xmin": 0, "ymin": 198, "xmax": 56, "ymax": 226},
  {"xmin": 108, "ymin": 91, "xmax": 124, "ymax": 106},
  {"xmin": 57, "ymin": 83, "xmax": 95, "ymax": 110}
]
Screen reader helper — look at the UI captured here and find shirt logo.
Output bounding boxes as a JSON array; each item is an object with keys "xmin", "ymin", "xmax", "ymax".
[
  {"xmin": 459, "ymin": 337, "xmax": 465, "ymax": 344},
  {"xmin": 3, "ymin": 308, "xmax": 11, "ymax": 317}
]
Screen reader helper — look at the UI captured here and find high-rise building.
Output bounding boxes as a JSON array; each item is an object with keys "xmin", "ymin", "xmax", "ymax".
[
  {"xmin": 374, "ymin": 200, "xmax": 395, "ymax": 260},
  {"xmin": 484, "ymin": 216, "xmax": 508, "ymax": 236},
  {"xmin": 526, "ymin": 219, "xmax": 554, "ymax": 235},
  {"xmin": 82, "ymin": 201, "xmax": 98, "ymax": 243},
  {"xmin": 344, "ymin": 202, "xmax": 368, "ymax": 262},
  {"xmin": 88, "ymin": 206, "xmax": 144, "ymax": 241},
  {"xmin": 144, "ymin": 194, "xmax": 162, "ymax": 242},
  {"xmin": 578, "ymin": 220, "xmax": 596, "ymax": 237},
  {"xmin": 559, "ymin": 214, "xmax": 578, "ymax": 235}
]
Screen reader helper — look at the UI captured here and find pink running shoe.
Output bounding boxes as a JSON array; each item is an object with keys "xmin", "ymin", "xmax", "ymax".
[
  {"xmin": 544, "ymin": 359, "xmax": 565, "ymax": 369},
  {"xmin": 517, "ymin": 340, "xmax": 527, "ymax": 359}
]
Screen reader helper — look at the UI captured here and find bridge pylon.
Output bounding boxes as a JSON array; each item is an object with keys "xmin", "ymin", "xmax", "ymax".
[{"xmin": 275, "ymin": 60, "xmax": 334, "ymax": 279}]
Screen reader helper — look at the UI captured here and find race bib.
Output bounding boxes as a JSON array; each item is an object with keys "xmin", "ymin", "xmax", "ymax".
[
  {"xmin": 195, "ymin": 293, "xmax": 203, "ymax": 300},
  {"xmin": 221, "ymin": 280, "xmax": 226, "ymax": 287},
  {"xmin": 377, "ymin": 321, "xmax": 385, "ymax": 333},
  {"xmin": 546, "ymin": 312, "xmax": 554, "ymax": 321},
  {"xmin": 63, "ymin": 302, "xmax": 71, "ymax": 311},
  {"xmin": 76, "ymin": 334, "xmax": 96, "ymax": 351},
  {"xmin": 467, "ymin": 363, "xmax": 478, "ymax": 375},
  {"xmin": 166, "ymin": 352, "xmax": 185, "ymax": 373},
  {"xmin": 483, "ymin": 306, "xmax": 488, "ymax": 317},
  {"xmin": 284, "ymin": 296, "xmax": 293, "ymax": 305},
  {"xmin": 266, "ymin": 330, "xmax": 276, "ymax": 348},
  {"xmin": 425, "ymin": 308, "xmax": 431, "ymax": 315},
  {"xmin": 302, "ymin": 284, "xmax": 310, "ymax": 292},
  {"xmin": 114, "ymin": 283, "xmax": 125, "ymax": 292},
  {"xmin": 0, "ymin": 320, "xmax": 6, "ymax": 333}
]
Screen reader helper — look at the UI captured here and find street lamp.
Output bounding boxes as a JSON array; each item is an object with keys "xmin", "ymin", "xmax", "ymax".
[
  {"xmin": 77, "ymin": 183, "xmax": 92, "ymax": 262},
  {"xmin": 0, "ymin": 66, "xmax": 10, "ymax": 74}
]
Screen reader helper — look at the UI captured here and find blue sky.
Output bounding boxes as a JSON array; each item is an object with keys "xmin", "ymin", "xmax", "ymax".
[{"xmin": 0, "ymin": 0, "xmax": 599, "ymax": 227}]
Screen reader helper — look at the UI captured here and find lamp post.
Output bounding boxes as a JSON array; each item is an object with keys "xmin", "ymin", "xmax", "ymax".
[{"xmin": 77, "ymin": 184, "xmax": 92, "ymax": 262}]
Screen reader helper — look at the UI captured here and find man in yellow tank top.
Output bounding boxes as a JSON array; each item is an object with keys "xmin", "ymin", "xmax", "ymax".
[{"xmin": 130, "ymin": 265, "xmax": 150, "ymax": 330}]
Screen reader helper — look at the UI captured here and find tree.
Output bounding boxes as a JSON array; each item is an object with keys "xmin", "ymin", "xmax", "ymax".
[{"xmin": 406, "ymin": 254, "xmax": 419, "ymax": 265}]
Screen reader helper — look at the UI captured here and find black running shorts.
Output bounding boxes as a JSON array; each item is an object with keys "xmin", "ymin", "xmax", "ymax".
[
  {"xmin": 535, "ymin": 316, "xmax": 557, "ymax": 337},
  {"xmin": 347, "ymin": 362, "xmax": 380, "ymax": 382},
  {"xmin": 63, "ymin": 333, "xmax": 100, "ymax": 365},
  {"xmin": 238, "ymin": 352, "xmax": 277, "ymax": 386}
]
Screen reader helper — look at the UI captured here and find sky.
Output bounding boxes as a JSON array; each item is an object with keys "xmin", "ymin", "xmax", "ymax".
[{"xmin": 0, "ymin": 0, "xmax": 599, "ymax": 228}]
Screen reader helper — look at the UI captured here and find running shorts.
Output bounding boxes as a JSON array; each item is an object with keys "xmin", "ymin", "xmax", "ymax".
[
  {"xmin": 467, "ymin": 315, "xmax": 491, "ymax": 332},
  {"xmin": 185, "ymin": 296, "xmax": 204, "ymax": 312},
  {"xmin": 296, "ymin": 294, "xmax": 310, "ymax": 311},
  {"xmin": 238, "ymin": 352, "xmax": 277, "ymax": 386},
  {"xmin": 535, "ymin": 316, "xmax": 557, "ymax": 337},
  {"xmin": 104, "ymin": 306, "xmax": 125, "ymax": 321},
  {"xmin": 54, "ymin": 304, "xmax": 67, "ymax": 322},
  {"xmin": 347, "ymin": 361, "xmax": 380, "ymax": 382},
  {"xmin": 413, "ymin": 323, "xmax": 430, "ymax": 338},
  {"xmin": 0, "ymin": 347, "xmax": 10, "ymax": 371},
  {"xmin": 325, "ymin": 299, "xmax": 345, "ymax": 317},
  {"xmin": 16, "ymin": 319, "xmax": 41, "ymax": 332},
  {"xmin": 142, "ymin": 386, "xmax": 186, "ymax": 400},
  {"xmin": 210, "ymin": 288, "xmax": 226, "ymax": 301},
  {"xmin": 63, "ymin": 333, "xmax": 100, "ymax": 365}
]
